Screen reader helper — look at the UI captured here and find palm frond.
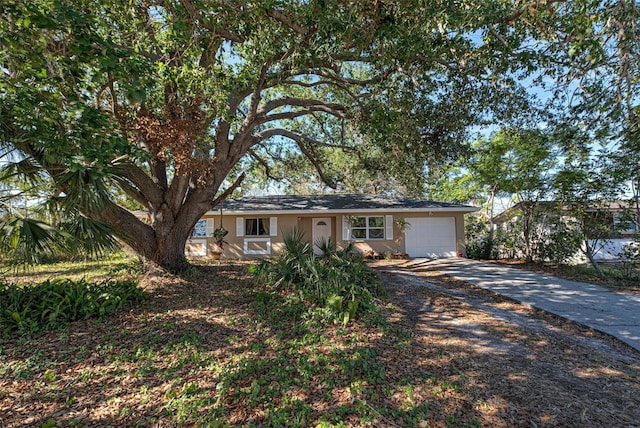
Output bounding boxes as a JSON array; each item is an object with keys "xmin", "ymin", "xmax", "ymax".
[
  {"xmin": 59, "ymin": 215, "xmax": 122, "ymax": 259},
  {"xmin": 0, "ymin": 215, "xmax": 66, "ymax": 266},
  {"xmin": 56, "ymin": 165, "xmax": 112, "ymax": 213}
]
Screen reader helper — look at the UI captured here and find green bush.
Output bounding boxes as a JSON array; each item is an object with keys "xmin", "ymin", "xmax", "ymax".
[
  {"xmin": 251, "ymin": 229, "xmax": 383, "ymax": 325},
  {"xmin": 466, "ymin": 238, "xmax": 495, "ymax": 260},
  {"xmin": 0, "ymin": 278, "xmax": 145, "ymax": 334}
]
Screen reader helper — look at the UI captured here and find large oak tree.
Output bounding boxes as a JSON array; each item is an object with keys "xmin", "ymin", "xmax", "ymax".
[{"xmin": 1, "ymin": 0, "xmax": 634, "ymax": 271}]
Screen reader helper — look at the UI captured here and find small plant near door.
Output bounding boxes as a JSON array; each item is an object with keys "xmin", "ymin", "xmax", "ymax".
[{"xmin": 393, "ymin": 218, "xmax": 410, "ymax": 259}]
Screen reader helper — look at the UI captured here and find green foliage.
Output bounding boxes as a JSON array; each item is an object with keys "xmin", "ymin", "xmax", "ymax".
[
  {"xmin": 466, "ymin": 239, "xmax": 496, "ymax": 260},
  {"xmin": 618, "ymin": 239, "xmax": 640, "ymax": 279},
  {"xmin": 5, "ymin": 0, "xmax": 634, "ymax": 273},
  {"xmin": 0, "ymin": 216, "xmax": 63, "ymax": 265},
  {"xmin": 0, "ymin": 278, "xmax": 145, "ymax": 334},
  {"xmin": 252, "ymin": 229, "xmax": 382, "ymax": 325},
  {"xmin": 532, "ymin": 226, "xmax": 582, "ymax": 265},
  {"xmin": 0, "ymin": 212, "xmax": 122, "ymax": 266},
  {"xmin": 490, "ymin": 205, "xmax": 582, "ymax": 264}
]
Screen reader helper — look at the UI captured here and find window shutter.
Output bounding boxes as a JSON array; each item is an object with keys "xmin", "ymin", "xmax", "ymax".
[
  {"xmin": 236, "ymin": 217, "xmax": 244, "ymax": 237},
  {"xmin": 206, "ymin": 218, "xmax": 215, "ymax": 237},
  {"xmin": 269, "ymin": 217, "xmax": 278, "ymax": 236},
  {"xmin": 385, "ymin": 215, "xmax": 394, "ymax": 240},
  {"xmin": 342, "ymin": 216, "xmax": 351, "ymax": 241}
]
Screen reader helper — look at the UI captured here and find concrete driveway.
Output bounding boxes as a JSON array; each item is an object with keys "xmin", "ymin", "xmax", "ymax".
[{"xmin": 409, "ymin": 258, "xmax": 640, "ymax": 353}]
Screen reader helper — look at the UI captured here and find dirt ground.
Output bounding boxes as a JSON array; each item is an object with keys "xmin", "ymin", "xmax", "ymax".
[
  {"xmin": 1, "ymin": 260, "xmax": 639, "ymax": 427},
  {"xmin": 372, "ymin": 260, "xmax": 640, "ymax": 427}
]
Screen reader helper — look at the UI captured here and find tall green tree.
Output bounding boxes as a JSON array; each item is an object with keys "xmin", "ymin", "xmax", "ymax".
[
  {"xmin": 0, "ymin": 0, "xmax": 630, "ymax": 271},
  {"xmin": 553, "ymin": 136, "xmax": 626, "ymax": 277},
  {"xmin": 432, "ymin": 128, "xmax": 558, "ymax": 255}
]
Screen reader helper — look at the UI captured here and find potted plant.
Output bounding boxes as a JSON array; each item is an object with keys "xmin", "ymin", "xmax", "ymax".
[{"xmin": 209, "ymin": 226, "xmax": 228, "ymax": 260}]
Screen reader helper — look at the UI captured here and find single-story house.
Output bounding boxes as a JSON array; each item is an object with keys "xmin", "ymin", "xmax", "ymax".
[
  {"xmin": 491, "ymin": 200, "xmax": 639, "ymax": 260},
  {"xmin": 186, "ymin": 194, "xmax": 479, "ymax": 259}
]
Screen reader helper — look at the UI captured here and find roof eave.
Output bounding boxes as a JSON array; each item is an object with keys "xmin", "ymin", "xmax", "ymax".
[{"xmin": 206, "ymin": 207, "xmax": 480, "ymax": 216}]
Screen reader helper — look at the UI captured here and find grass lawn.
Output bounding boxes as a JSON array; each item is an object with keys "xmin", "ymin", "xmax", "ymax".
[{"xmin": 1, "ymin": 257, "xmax": 639, "ymax": 427}]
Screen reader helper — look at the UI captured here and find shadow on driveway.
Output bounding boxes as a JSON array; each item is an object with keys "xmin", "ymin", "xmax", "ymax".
[{"xmin": 408, "ymin": 258, "xmax": 640, "ymax": 352}]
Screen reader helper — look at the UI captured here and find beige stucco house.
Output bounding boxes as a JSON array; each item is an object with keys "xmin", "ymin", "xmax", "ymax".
[{"xmin": 186, "ymin": 194, "xmax": 479, "ymax": 259}]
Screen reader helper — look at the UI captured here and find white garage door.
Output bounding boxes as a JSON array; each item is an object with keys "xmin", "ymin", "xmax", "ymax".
[{"xmin": 405, "ymin": 217, "xmax": 457, "ymax": 258}]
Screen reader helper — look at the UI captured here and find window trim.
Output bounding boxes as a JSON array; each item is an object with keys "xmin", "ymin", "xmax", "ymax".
[
  {"xmin": 345, "ymin": 215, "xmax": 386, "ymax": 240},
  {"xmin": 237, "ymin": 217, "xmax": 278, "ymax": 237},
  {"xmin": 243, "ymin": 238, "xmax": 271, "ymax": 255}
]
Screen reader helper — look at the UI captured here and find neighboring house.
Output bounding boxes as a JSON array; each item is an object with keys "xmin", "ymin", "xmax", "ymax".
[
  {"xmin": 186, "ymin": 194, "xmax": 479, "ymax": 259},
  {"xmin": 492, "ymin": 200, "xmax": 639, "ymax": 260}
]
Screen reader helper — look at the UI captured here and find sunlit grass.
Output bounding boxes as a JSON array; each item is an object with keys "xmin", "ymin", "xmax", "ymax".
[{"xmin": 1, "ymin": 252, "xmax": 142, "ymax": 284}]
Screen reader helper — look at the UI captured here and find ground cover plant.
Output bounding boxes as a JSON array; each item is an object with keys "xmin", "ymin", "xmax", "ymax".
[
  {"xmin": 0, "ymin": 277, "xmax": 145, "ymax": 334},
  {"xmin": 1, "ymin": 257, "xmax": 639, "ymax": 427}
]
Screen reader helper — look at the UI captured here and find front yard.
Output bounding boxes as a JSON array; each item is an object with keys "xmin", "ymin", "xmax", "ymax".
[{"xmin": 1, "ymin": 259, "xmax": 639, "ymax": 427}]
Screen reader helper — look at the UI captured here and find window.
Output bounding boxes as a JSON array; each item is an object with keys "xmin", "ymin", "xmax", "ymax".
[
  {"xmin": 614, "ymin": 213, "xmax": 639, "ymax": 234},
  {"xmin": 349, "ymin": 216, "xmax": 385, "ymax": 240},
  {"xmin": 191, "ymin": 219, "xmax": 210, "ymax": 237},
  {"xmin": 245, "ymin": 218, "xmax": 270, "ymax": 236}
]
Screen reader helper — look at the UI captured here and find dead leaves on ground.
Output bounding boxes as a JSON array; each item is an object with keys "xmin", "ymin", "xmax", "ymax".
[{"xmin": 1, "ymin": 261, "xmax": 639, "ymax": 427}]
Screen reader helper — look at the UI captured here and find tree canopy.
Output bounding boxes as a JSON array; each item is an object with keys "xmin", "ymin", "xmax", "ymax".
[{"xmin": 1, "ymin": 0, "xmax": 637, "ymax": 271}]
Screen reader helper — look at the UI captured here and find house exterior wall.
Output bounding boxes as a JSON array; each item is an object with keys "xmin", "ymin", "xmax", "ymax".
[{"xmin": 188, "ymin": 211, "xmax": 468, "ymax": 260}]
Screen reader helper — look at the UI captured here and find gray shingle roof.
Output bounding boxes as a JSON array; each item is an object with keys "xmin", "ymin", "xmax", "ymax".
[{"xmin": 216, "ymin": 194, "xmax": 477, "ymax": 213}]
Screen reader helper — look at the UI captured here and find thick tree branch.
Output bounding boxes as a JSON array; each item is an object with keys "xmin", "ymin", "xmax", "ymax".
[
  {"xmin": 166, "ymin": 174, "xmax": 190, "ymax": 216},
  {"xmin": 258, "ymin": 96, "xmax": 348, "ymax": 116},
  {"xmin": 254, "ymin": 128, "xmax": 352, "ymax": 150},
  {"xmin": 259, "ymin": 106, "xmax": 348, "ymax": 125},
  {"xmin": 111, "ymin": 161, "xmax": 164, "ymax": 207}
]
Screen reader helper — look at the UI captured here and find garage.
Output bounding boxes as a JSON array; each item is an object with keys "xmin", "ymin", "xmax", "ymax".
[{"xmin": 405, "ymin": 217, "xmax": 457, "ymax": 257}]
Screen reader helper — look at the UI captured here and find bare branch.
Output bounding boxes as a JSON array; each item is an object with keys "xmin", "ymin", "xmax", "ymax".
[
  {"xmin": 180, "ymin": 0, "xmax": 246, "ymax": 43},
  {"xmin": 259, "ymin": 106, "xmax": 348, "ymax": 125},
  {"xmin": 248, "ymin": 148, "xmax": 280, "ymax": 181},
  {"xmin": 295, "ymin": 142, "xmax": 337, "ymax": 189},
  {"xmin": 263, "ymin": 8, "xmax": 309, "ymax": 35},
  {"xmin": 212, "ymin": 172, "xmax": 246, "ymax": 207}
]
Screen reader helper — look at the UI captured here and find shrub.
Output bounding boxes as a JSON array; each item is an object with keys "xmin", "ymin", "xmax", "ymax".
[
  {"xmin": 617, "ymin": 239, "xmax": 640, "ymax": 279},
  {"xmin": 466, "ymin": 238, "xmax": 495, "ymax": 260},
  {"xmin": 0, "ymin": 278, "xmax": 145, "ymax": 334},
  {"xmin": 533, "ymin": 227, "xmax": 581, "ymax": 265},
  {"xmin": 251, "ymin": 229, "xmax": 383, "ymax": 325}
]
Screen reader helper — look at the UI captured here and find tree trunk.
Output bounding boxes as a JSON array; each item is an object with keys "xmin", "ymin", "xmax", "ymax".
[
  {"xmin": 586, "ymin": 251, "xmax": 605, "ymax": 278},
  {"xmin": 584, "ymin": 240, "xmax": 606, "ymax": 278},
  {"xmin": 487, "ymin": 187, "xmax": 496, "ymax": 244},
  {"xmin": 88, "ymin": 199, "xmax": 203, "ymax": 273}
]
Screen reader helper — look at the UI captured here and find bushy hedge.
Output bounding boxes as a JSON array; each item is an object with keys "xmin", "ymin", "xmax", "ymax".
[
  {"xmin": 251, "ymin": 229, "xmax": 384, "ymax": 325},
  {"xmin": 0, "ymin": 278, "xmax": 145, "ymax": 334}
]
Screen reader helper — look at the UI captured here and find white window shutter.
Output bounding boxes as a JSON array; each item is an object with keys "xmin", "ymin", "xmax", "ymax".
[
  {"xmin": 236, "ymin": 217, "xmax": 244, "ymax": 237},
  {"xmin": 385, "ymin": 215, "xmax": 394, "ymax": 240},
  {"xmin": 342, "ymin": 216, "xmax": 351, "ymax": 241},
  {"xmin": 206, "ymin": 218, "xmax": 215, "ymax": 237},
  {"xmin": 269, "ymin": 217, "xmax": 278, "ymax": 236}
]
